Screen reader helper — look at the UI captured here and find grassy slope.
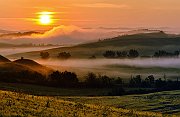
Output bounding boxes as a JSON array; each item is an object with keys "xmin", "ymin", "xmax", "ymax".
[
  {"xmin": 0, "ymin": 89, "xmax": 164, "ymax": 117},
  {"xmin": 60, "ymin": 90, "xmax": 180, "ymax": 115},
  {"xmin": 8, "ymin": 32, "xmax": 180, "ymax": 59},
  {"xmin": 0, "ymin": 83, "xmax": 179, "ymax": 116},
  {"xmin": 0, "ymin": 61, "xmax": 52, "ymax": 75}
]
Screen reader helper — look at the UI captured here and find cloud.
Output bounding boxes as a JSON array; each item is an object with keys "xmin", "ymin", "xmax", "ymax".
[
  {"xmin": 32, "ymin": 25, "xmax": 84, "ymax": 38},
  {"xmin": 0, "ymin": 25, "xmax": 171, "ymax": 44},
  {"xmin": 30, "ymin": 25, "xmax": 121, "ymax": 43},
  {"xmin": 73, "ymin": 3, "xmax": 130, "ymax": 9},
  {"xmin": 0, "ymin": 25, "xmax": 125, "ymax": 44}
]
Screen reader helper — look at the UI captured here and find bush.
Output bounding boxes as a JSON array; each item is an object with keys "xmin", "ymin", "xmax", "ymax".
[
  {"xmin": 129, "ymin": 49, "xmax": 139, "ymax": 58},
  {"xmin": 85, "ymin": 73, "xmax": 113, "ymax": 88},
  {"xmin": 103, "ymin": 51, "xmax": 116, "ymax": 58},
  {"xmin": 48, "ymin": 71, "xmax": 78, "ymax": 87},
  {"xmin": 57, "ymin": 52, "xmax": 71, "ymax": 59},
  {"xmin": 40, "ymin": 52, "xmax": 50, "ymax": 59}
]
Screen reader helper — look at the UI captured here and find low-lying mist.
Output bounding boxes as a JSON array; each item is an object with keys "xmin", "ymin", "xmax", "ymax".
[
  {"xmin": 0, "ymin": 46, "xmax": 60, "ymax": 56},
  {"xmin": 36, "ymin": 58, "xmax": 180, "ymax": 79},
  {"xmin": 37, "ymin": 58, "xmax": 180, "ymax": 68}
]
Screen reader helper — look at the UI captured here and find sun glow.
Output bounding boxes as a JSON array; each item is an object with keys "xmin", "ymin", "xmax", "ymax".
[{"xmin": 38, "ymin": 12, "xmax": 54, "ymax": 25}]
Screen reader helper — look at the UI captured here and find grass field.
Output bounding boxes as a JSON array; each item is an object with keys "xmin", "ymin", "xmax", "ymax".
[
  {"xmin": 0, "ymin": 89, "xmax": 166, "ymax": 117},
  {"xmin": 0, "ymin": 83, "xmax": 179, "ymax": 116},
  {"xmin": 60, "ymin": 90, "xmax": 180, "ymax": 116}
]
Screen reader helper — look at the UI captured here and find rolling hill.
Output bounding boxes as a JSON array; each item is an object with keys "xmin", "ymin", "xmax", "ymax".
[
  {"xmin": 0, "ymin": 55, "xmax": 11, "ymax": 62},
  {"xmin": 0, "ymin": 84, "xmax": 179, "ymax": 116},
  {"xmin": 8, "ymin": 31, "xmax": 180, "ymax": 59},
  {"xmin": 0, "ymin": 89, "xmax": 166, "ymax": 117},
  {"xmin": 13, "ymin": 58, "xmax": 52, "ymax": 74},
  {"xmin": 0, "ymin": 55, "xmax": 53, "ymax": 84}
]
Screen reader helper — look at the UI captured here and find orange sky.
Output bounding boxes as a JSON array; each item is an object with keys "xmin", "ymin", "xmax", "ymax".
[{"xmin": 0, "ymin": 0, "xmax": 180, "ymax": 31}]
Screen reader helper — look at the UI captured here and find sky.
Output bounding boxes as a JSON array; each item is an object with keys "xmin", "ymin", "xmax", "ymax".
[{"xmin": 0, "ymin": 0, "xmax": 180, "ymax": 32}]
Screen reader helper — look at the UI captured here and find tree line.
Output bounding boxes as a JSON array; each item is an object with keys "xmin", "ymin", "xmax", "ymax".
[
  {"xmin": 103, "ymin": 49, "xmax": 139, "ymax": 58},
  {"xmin": 0, "ymin": 70, "xmax": 180, "ymax": 95},
  {"xmin": 40, "ymin": 52, "xmax": 71, "ymax": 59},
  {"xmin": 153, "ymin": 50, "xmax": 180, "ymax": 58},
  {"xmin": 103, "ymin": 50, "xmax": 180, "ymax": 58}
]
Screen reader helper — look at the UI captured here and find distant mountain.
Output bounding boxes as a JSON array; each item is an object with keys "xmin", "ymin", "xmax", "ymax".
[
  {"xmin": 0, "ymin": 31, "xmax": 43, "ymax": 38},
  {"xmin": 0, "ymin": 27, "xmax": 171, "ymax": 45},
  {"xmin": 8, "ymin": 31, "xmax": 180, "ymax": 59}
]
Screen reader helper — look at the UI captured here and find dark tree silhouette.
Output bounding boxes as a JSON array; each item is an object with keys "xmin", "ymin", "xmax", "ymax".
[
  {"xmin": 40, "ymin": 52, "xmax": 50, "ymax": 59},
  {"xmin": 129, "ymin": 75, "xmax": 142, "ymax": 87},
  {"xmin": 48, "ymin": 71, "xmax": 78, "ymax": 87},
  {"xmin": 129, "ymin": 49, "xmax": 139, "ymax": 58},
  {"xmin": 57, "ymin": 52, "xmax": 71, "ymax": 59},
  {"xmin": 103, "ymin": 50, "xmax": 116, "ymax": 58},
  {"xmin": 117, "ymin": 51, "xmax": 128, "ymax": 58},
  {"xmin": 154, "ymin": 50, "xmax": 180, "ymax": 58}
]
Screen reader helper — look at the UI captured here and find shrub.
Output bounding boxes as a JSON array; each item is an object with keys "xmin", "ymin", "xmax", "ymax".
[
  {"xmin": 57, "ymin": 52, "xmax": 71, "ymax": 59},
  {"xmin": 40, "ymin": 52, "xmax": 50, "ymax": 59}
]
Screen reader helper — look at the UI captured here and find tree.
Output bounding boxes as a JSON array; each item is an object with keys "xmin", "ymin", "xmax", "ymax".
[
  {"xmin": 129, "ymin": 49, "xmax": 139, "ymax": 58},
  {"xmin": 98, "ymin": 75, "xmax": 112, "ymax": 88},
  {"xmin": 174, "ymin": 51, "xmax": 180, "ymax": 57},
  {"xmin": 103, "ymin": 50, "xmax": 116, "ymax": 58},
  {"xmin": 117, "ymin": 51, "xmax": 128, "ymax": 58},
  {"xmin": 40, "ymin": 52, "xmax": 50, "ymax": 59},
  {"xmin": 129, "ymin": 75, "xmax": 142, "ymax": 87},
  {"xmin": 58, "ymin": 52, "xmax": 71, "ymax": 59},
  {"xmin": 48, "ymin": 71, "xmax": 78, "ymax": 87},
  {"xmin": 141, "ymin": 75, "xmax": 155, "ymax": 88},
  {"xmin": 115, "ymin": 77, "xmax": 123, "ymax": 85},
  {"xmin": 85, "ymin": 72, "xmax": 97, "ymax": 87}
]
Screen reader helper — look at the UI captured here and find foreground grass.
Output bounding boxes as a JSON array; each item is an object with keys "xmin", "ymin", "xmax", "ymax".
[
  {"xmin": 0, "ymin": 83, "xmax": 179, "ymax": 116},
  {"xmin": 0, "ymin": 82, "xmax": 110, "ymax": 96},
  {"xmin": 0, "ymin": 90, "xmax": 163, "ymax": 117},
  {"xmin": 60, "ymin": 90, "xmax": 180, "ymax": 116}
]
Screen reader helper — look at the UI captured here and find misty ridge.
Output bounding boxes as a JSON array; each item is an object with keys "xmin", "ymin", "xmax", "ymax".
[
  {"xmin": 0, "ymin": 25, "xmax": 178, "ymax": 45},
  {"xmin": 0, "ymin": 46, "xmax": 61, "ymax": 56}
]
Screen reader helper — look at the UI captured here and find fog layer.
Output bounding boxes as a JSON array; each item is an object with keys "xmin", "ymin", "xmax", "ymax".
[
  {"xmin": 0, "ymin": 46, "xmax": 60, "ymax": 56},
  {"xmin": 37, "ymin": 58, "xmax": 180, "ymax": 69}
]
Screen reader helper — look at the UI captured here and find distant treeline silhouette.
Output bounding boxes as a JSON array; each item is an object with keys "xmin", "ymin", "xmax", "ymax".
[
  {"xmin": 40, "ymin": 51, "xmax": 71, "ymax": 59},
  {"xmin": 0, "ymin": 69, "xmax": 180, "ymax": 95},
  {"xmin": 103, "ymin": 49, "xmax": 139, "ymax": 58},
  {"xmin": 154, "ymin": 50, "xmax": 180, "ymax": 58},
  {"xmin": 103, "ymin": 50, "xmax": 180, "ymax": 58},
  {"xmin": 40, "ymin": 50, "xmax": 180, "ymax": 59}
]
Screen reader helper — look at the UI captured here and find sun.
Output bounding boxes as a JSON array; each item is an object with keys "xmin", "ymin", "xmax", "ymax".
[
  {"xmin": 38, "ymin": 12, "xmax": 54, "ymax": 25},
  {"xmin": 40, "ymin": 15, "xmax": 51, "ymax": 25}
]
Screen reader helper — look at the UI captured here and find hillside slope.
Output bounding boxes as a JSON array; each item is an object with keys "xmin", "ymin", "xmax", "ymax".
[
  {"xmin": 0, "ymin": 90, "xmax": 164, "ymax": 117},
  {"xmin": 0, "ymin": 55, "xmax": 11, "ymax": 62},
  {"xmin": 0, "ymin": 55, "xmax": 53, "ymax": 84},
  {"xmin": 8, "ymin": 31, "xmax": 180, "ymax": 59}
]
